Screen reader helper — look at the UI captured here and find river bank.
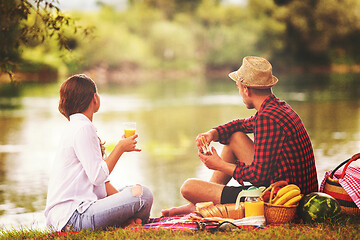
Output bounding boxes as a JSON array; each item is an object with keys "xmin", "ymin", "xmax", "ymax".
[{"xmin": 1, "ymin": 63, "xmax": 360, "ymax": 85}]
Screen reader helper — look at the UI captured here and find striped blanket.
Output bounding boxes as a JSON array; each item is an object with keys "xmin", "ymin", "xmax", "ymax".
[{"xmin": 137, "ymin": 214, "xmax": 265, "ymax": 231}]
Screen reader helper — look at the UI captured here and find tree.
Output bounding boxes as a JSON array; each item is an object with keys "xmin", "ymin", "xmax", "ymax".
[
  {"xmin": 274, "ymin": 0, "xmax": 360, "ymax": 65},
  {"xmin": 128, "ymin": 0, "xmax": 203, "ymax": 19},
  {"xmin": 0, "ymin": 0, "xmax": 91, "ymax": 82}
]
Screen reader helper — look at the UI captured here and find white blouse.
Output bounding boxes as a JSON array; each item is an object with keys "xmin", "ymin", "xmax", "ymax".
[{"xmin": 44, "ymin": 113, "xmax": 109, "ymax": 231}]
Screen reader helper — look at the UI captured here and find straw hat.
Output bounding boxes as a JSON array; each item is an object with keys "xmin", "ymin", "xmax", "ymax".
[{"xmin": 228, "ymin": 56, "xmax": 278, "ymax": 89}]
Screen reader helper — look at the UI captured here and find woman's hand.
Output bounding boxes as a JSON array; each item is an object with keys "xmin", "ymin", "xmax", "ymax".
[
  {"xmin": 118, "ymin": 134, "xmax": 141, "ymax": 152},
  {"xmin": 106, "ymin": 134, "xmax": 141, "ymax": 174}
]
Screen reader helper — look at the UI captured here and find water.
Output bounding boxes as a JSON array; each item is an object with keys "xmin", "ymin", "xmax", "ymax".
[{"xmin": 0, "ymin": 73, "xmax": 359, "ymax": 230}]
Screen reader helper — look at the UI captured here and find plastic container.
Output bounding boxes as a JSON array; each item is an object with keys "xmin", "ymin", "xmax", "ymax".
[{"xmin": 236, "ymin": 186, "xmax": 265, "ymax": 218}]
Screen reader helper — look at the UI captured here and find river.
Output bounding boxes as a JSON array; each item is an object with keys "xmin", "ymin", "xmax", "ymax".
[{"xmin": 0, "ymin": 72, "xmax": 359, "ymax": 230}]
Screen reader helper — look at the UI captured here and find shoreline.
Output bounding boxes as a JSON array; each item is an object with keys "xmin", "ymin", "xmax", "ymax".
[{"xmin": 1, "ymin": 64, "xmax": 360, "ymax": 84}]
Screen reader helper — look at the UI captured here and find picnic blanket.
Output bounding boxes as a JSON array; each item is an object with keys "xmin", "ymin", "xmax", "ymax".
[
  {"xmin": 137, "ymin": 213, "xmax": 265, "ymax": 231},
  {"xmin": 320, "ymin": 166, "xmax": 360, "ymax": 209}
]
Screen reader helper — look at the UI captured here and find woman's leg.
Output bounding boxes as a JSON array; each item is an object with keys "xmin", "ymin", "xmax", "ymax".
[{"xmin": 66, "ymin": 184, "xmax": 153, "ymax": 231}]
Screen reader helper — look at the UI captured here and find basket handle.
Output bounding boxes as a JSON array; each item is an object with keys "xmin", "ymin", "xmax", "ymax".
[
  {"xmin": 329, "ymin": 158, "xmax": 351, "ymax": 178},
  {"xmin": 262, "ymin": 180, "xmax": 288, "ymax": 204},
  {"xmin": 339, "ymin": 153, "xmax": 360, "ymax": 179}
]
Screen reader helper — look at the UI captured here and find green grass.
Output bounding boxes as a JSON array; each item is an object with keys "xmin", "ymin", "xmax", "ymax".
[{"xmin": 1, "ymin": 215, "xmax": 360, "ymax": 240}]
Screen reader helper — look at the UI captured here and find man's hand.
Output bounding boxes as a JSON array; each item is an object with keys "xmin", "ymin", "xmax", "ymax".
[
  {"xmin": 195, "ymin": 129, "xmax": 218, "ymax": 152},
  {"xmin": 198, "ymin": 147, "xmax": 236, "ymax": 176}
]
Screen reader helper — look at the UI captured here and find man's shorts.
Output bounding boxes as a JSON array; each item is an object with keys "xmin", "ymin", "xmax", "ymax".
[{"xmin": 220, "ymin": 186, "xmax": 250, "ymax": 204}]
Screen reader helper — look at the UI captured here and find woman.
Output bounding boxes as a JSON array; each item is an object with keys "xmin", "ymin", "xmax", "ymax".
[{"xmin": 44, "ymin": 74, "xmax": 153, "ymax": 231}]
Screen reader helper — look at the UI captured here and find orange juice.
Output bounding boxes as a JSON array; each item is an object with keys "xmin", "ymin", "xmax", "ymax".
[
  {"xmin": 124, "ymin": 129, "xmax": 135, "ymax": 138},
  {"xmin": 244, "ymin": 200, "xmax": 264, "ymax": 217}
]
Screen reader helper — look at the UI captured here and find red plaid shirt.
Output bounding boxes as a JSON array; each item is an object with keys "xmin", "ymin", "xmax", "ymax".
[{"xmin": 215, "ymin": 94, "xmax": 318, "ymax": 194}]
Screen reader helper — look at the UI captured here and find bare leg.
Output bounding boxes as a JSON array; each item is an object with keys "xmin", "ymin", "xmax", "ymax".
[
  {"xmin": 210, "ymin": 132, "xmax": 254, "ymax": 184},
  {"xmin": 161, "ymin": 203, "xmax": 195, "ymax": 217},
  {"xmin": 161, "ymin": 179, "xmax": 224, "ymax": 216},
  {"xmin": 161, "ymin": 132, "xmax": 254, "ymax": 217}
]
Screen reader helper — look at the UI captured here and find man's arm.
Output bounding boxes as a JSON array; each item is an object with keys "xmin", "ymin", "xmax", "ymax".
[
  {"xmin": 198, "ymin": 147, "xmax": 236, "ymax": 176},
  {"xmin": 214, "ymin": 116, "xmax": 255, "ymax": 145},
  {"xmin": 233, "ymin": 116, "xmax": 285, "ymax": 185}
]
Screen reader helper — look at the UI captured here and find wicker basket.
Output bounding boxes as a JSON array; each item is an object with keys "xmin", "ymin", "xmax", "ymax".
[
  {"xmin": 262, "ymin": 181, "xmax": 298, "ymax": 224},
  {"xmin": 322, "ymin": 153, "xmax": 360, "ymax": 215},
  {"xmin": 264, "ymin": 202, "xmax": 298, "ymax": 224}
]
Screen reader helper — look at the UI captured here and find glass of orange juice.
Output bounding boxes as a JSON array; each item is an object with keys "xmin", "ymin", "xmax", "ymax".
[{"xmin": 123, "ymin": 122, "xmax": 136, "ymax": 138}]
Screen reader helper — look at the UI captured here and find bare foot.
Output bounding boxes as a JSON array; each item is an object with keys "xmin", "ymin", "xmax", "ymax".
[
  {"xmin": 122, "ymin": 218, "xmax": 142, "ymax": 228},
  {"xmin": 161, "ymin": 203, "xmax": 196, "ymax": 217}
]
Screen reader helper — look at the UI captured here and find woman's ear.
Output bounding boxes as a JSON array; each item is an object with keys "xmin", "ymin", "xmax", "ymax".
[{"xmin": 92, "ymin": 93, "xmax": 100, "ymax": 113}]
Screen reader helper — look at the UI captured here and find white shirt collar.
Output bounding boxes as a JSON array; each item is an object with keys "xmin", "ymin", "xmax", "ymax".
[{"xmin": 69, "ymin": 113, "xmax": 92, "ymax": 123}]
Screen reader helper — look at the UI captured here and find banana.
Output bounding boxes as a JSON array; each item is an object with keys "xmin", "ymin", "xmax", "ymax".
[
  {"xmin": 272, "ymin": 184, "xmax": 300, "ymax": 203},
  {"xmin": 283, "ymin": 194, "xmax": 303, "ymax": 206},
  {"xmin": 273, "ymin": 189, "xmax": 301, "ymax": 205}
]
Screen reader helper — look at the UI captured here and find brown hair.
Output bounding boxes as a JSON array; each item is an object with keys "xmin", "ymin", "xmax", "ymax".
[
  {"xmin": 59, "ymin": 74, "xmax": 106, "ymax": 157},
  {"xmin": 58, "ymin": 74, "xmax": 97, "ymax": 120}
]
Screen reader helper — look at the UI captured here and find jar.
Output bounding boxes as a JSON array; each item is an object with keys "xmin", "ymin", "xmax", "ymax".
[
  {"xmin": 244, "ymin": 195, "xmax": 264, "ymax": 217},
  {"xmin": 236, "ymin": 186, "xmax": 265, "ymax": 218}
]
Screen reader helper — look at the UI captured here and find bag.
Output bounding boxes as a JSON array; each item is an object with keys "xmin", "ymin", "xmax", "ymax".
[{"xmin": 322, "ymin": 153, "xmax": 360, "ymax": 215}]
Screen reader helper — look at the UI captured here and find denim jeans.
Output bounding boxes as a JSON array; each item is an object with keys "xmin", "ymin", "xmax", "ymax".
[{"xmin": 64, "ymin": 185, "xmax": 153, "ymax": 231}]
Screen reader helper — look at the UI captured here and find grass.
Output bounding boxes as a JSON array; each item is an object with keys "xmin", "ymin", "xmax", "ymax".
[{"xmin": 1, "ymin": 215, "xmax": 360, "ymax": 240}]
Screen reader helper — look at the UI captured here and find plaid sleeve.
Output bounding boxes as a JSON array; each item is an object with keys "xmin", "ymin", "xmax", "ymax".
[
  {"xmin": 214, "ymin": 115, "xmax": 256, "ymax": 145},
  {"xmin": 233, "ymin": 115, "xmax": 285, "ymax": 186}
]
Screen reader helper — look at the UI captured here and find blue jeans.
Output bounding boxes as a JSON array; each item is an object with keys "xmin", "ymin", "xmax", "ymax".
[{"xmin": 64, "ymin": 185, "xmax": 153, "ymax": 231}]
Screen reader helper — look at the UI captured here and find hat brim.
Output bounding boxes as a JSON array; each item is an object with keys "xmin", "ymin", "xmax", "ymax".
[
  {"xmin": 228, "ymin": 71, "xmax": 278, "ymax": 89},
  {"xmin": 228, "ymin": 71, "xmax": 238, "ymax": 82}
]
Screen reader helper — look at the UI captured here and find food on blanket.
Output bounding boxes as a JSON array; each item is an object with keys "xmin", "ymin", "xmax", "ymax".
[
  {"xmin": 195, "ymin": 201, "xmax": 214, "ymax": 211},
  {"xmin": 272, "ymin": 184, "xmax": 300, "ymax": 202},
  {"xmin": 199, "ymin": 136, "xmax": 212, "ymax": 155},
  {"xmin": 216, "ymin": 204, "xmax": 228, "ymax": 217},
  {"xmin": 283, "ymin": 194, "xmax": 303, "ymax": 206},
  {"xmin": 262, "ymin": 186, "xmax": 281, "ymax": 202},
  {"xmin": 281, "ymin": 192, "xmax": 303, "ymax": 206},
  {"xmin": 273, "ymin": 188, "xmax": 301, "ymax": 205},
  {"xmin": 207, "ymin": 205, "xmax": 222, "ymax": 217},
  {"xmin": 262, "ymin": 181, "xmax": 303, "ymax": 206},
  {"xmin": 299, "ymin": 192, "xmax": 341, "ymax": 223},
  {"xmin": 195, "ymin": 203, "xmax": 244, "ymax": 220},
  {"xmin": 262, "ymin": 181, "xmax": 288, "ymax": 203},
  {"xmin": 226, "ymin": 204, "xmax": 245, "ymax": 219}
]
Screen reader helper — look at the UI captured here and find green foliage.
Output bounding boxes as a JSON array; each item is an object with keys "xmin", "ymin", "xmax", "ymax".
[
  {"xmin": 147, "ymin": 21, "xmax": 197, "ymax": 67},
  {"xmin": 3, "ymin": 0, "xmax": 360, "ymax": 81},
  {"xmin": 0, "ymin": 0, "xmax": 92, "ymax": 82},
  {"xmin": 275, "ymin": 0, "xmax": 360, "ymax": 64}
]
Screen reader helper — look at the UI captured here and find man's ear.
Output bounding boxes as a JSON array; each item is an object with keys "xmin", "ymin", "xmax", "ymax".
[
  {"xmin": 93, "ymin": 93, "xmax": 98, "ymax": 104},
  {"xmin": 244, "ymin": 86, "xmax": 250, "ymax": 96}
]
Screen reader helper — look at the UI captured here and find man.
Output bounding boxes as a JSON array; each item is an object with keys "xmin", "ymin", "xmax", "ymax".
[{"xmin": 162, "ymin": 56, "xmax": 318, "ymax": 217}]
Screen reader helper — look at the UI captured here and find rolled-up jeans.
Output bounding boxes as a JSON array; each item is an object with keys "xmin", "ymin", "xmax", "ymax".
[{"xmin": 64, "ymin": 185, "xmax": 153, "ymax": 231}]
